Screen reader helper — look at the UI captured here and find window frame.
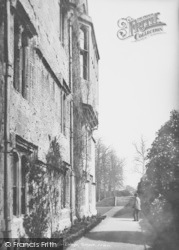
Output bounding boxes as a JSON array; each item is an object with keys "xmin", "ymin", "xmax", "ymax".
[
  {"xmin": 79, "ymin": 25, "xmax": 89, "ymax": 80},
  {"xmin": 12, "ymin": 152, "xmax": 19, "ymax": 216},
  {"xmin": 21, "ymin": 156, "xmax": 28, "ymax": 215},
  {"xmin": 12, "ymin": 135, "xmax": 38, "ymax": 217},
  {"xmin": 12, "ymin": 153, "xmax": 28, "ymax": 217},
  {"xmin": 60, "ymin": 89, "xmax": 67, "ymax": 136},
  {"xmin": 13, "ymin": 15, "xmax": 29, "ymax": 99},
  {"xmin": 59, "ymin": 2, "xmax": 65, "ymax": 46},
  {"xmin": 61, "ymin": 172, "xmax": 66, "ymax": 209}
]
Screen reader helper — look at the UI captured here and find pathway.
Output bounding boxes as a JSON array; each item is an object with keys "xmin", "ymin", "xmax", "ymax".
[{"xmin": 66, "ymin": 206, "xmax": 152, "ymax": 250}]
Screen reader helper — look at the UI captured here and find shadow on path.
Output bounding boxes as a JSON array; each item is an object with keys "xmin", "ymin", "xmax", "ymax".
[
  {"xmin": 84, "ymin": 206, "xmax": 150, "ymax": 246},
  {"xmin": 112, "ymin": 206, "xmax": 134, "ymax": 218},
  {"xmin": 85, "ymin": 231, "xmax": 146, "ymax": 245}
]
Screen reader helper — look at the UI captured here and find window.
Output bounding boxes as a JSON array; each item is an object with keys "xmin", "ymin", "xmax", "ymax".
[
  {"xmin": 79, "ymin": 27, "xmax": 89, "ymax": 80},
  {"xmin": 14, "ymin": 16, "xmax": 29, "ymax": 99},
  {"xmin": 12, "ymin": 153, "xmax": 28, "ymax": 216},
  {"xmin": 63, "ymin": 93, "xmax": 66, "ymax": 135},
  {"xmin": 87, "ymin": 134, "xmax": 92, "ymax": 161},
  {"xmin": 79, "ymin": 28, "xmax": 85, "ymax": 50},
  {"xmin": 59, "ymin": 2, "xmax": 65, "ymax": 46},
  {"xmin": 13, "ymin": 153, "xmax": 18, "ymax": 216},
  {"xmin": 61, "ymin": 169, "xmax": 70, "ymax": 209},
  {"xmin": 61, "ymin": 91, "xmax": 66, "ymax": 135},
  {"xmin": 21, "ymin": 156, "xmax": 27, "ymax": 214},
  {"xmin": 61, "ymin": 173, "xmax": 66, "ymax": 209}
]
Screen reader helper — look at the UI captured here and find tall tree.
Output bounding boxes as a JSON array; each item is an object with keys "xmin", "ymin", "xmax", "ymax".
[
  {"xmin": 95, "ymin": 138, "xmax": 110, "ymax": 200},
  {"xmin": 133, "ymin": 135, "xmax": 148, "ymax": 176},
  {"xmin": 138, "ymin": 110, "xmax": 179, "ymax": 250},
  {"xmin": 95, "ymin": 138, "xmax": 124, "ymax": 200}
]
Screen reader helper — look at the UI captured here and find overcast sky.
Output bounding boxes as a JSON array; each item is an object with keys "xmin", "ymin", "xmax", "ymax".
[{"xmin": 88, "ymin": 0, "xmax": 179, "ymax": 188}]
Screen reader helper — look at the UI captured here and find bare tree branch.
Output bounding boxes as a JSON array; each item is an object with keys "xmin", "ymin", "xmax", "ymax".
[
  {"xmin": 95, "ymin": 138, "xmax": 124, "ymax": 200},
  {"xmin": 133, "ymin": 135, "xmax": 148, "ymax": 176}
]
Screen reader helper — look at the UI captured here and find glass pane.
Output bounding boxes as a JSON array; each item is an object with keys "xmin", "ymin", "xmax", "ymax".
[
  {"xmin": 21, "ymin": 157, "xmax": 27, "ymax": 214},
  {"xmin": 83, "ymin": 52, "xmax": 88, "ymax": 80},
  {"xmin": 13, "ymin": 187, "xmax": 17, "ymax": 215},
  {"xmin": 21, "ymin": 157, "xmax": 27, "ymax": 186},
  {"xmin": 79, "ymin": 29, "xmax": 85, "ymax": 50},
  {"xmin": 21, "ymin": 187, "xmax": 25, "ymax": 214},
  {"xmin": 13, "ymin": 154, "xmax": 18, "ymax": 186},
  {"xmin": 80, "ymin": 53, "xmax": 84, "ymax": 78}
]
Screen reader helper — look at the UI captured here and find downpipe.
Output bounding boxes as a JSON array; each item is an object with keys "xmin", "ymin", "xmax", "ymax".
[
  {"xmin": 4, "ymin": 0, "xmax": 12, "ymax": 239},
  {"xmin": 69, "ymin": 13, "xmax": 74, "ymax": 225}
]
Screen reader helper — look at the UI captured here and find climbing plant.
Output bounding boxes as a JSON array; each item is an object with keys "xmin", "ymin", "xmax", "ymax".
[
  {"xmin": 71, "ymin": 6, "xmax": 87, "ymax": 219},
  {"xmin": 23, "ymin": 138, "xmax": 63, "ymax": 238}
]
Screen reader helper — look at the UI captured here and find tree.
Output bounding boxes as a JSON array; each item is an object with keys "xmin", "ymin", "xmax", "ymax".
[
  {"xmin": 108, "ymin": 149, "xmax": 124, "ymax": 193},
  {"xmin": 138, "ymin": 110, "xmax": 179, "ymax": 250},
  {"xmin": 145, "ymin": 110, "xmax": 179, "ymax": 201},
  {"xmin": 95, "ymin": 138, "xmax": 124, "ymax": 200},
  {"xmin": 95, "ymin": 138, "xmax": 110, "ymax": 201},
  {"xmin": 126, "ymin": 185, "xmax": 136, "ymax": 195},
  {"xmin": 133, "ymin": 135, "xmax": 148, "ymax": 176}
]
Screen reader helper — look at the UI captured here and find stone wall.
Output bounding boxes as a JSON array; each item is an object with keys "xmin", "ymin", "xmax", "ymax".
[
  {"xmin": 0, "ymin": 0, "xmax": 99, "ymax": 238},
  {"xmin": 72, "ymin": 0, "xmax": 99, "ymax": 218},
  {"xmin": 6, "ymin": 0, "xmax": 72, "ymax": 237},
  {"xmin": 9, "ymin": 0, "xmax": 71, "ymax": 163},
  {"xmin": 18, "ymin": 0, "xmax": 69, "ymax": 84}
]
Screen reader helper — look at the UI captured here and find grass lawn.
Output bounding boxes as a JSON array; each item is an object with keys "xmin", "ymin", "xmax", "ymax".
[{"xmin": 97, "ymin": 206, "xmax": 113, "ymax": 215}]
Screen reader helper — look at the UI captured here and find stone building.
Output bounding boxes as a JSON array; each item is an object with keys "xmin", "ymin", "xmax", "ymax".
[
  {"xmin": 0, "ymin": 0, "xmax": 99, "ymax": 239},
  {"xmin": 71, "ymin": 0, "xmax": 99, "ymax": 218}
]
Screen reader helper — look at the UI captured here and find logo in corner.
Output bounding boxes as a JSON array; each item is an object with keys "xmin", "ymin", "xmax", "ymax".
[{"xmin": 117, "ymin": 13, "xmax": 166, "ymax": 41}]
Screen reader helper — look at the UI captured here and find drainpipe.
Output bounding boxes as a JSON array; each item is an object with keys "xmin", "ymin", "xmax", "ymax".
[
  {"xmin": 4, "ymin": 0, "xmax": 12, "ymax": 239},
  {"xmin": 69, "ymin": 13, "xmax": 74, "ymax": 225}
]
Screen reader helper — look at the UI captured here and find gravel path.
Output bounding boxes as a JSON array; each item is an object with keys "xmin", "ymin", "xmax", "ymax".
[{"xmin": 66, "ymin": 206, "xmax": 151, "ymax": 250}]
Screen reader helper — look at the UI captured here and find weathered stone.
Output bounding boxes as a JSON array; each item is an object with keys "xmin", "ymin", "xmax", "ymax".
[{"xmin": 0, "ymin": 0, "xmax": 99, "ymax": 238}]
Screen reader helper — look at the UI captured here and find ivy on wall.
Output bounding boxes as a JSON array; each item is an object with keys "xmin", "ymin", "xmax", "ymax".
[{"xmin": 23, "ymin": 138, "xmax": 63, "ymax": 238}]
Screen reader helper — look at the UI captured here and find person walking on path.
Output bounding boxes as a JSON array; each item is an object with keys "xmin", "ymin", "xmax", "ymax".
[{"xmin": 133, "ymin": 193, "xmax": 141, "ymax": 221}]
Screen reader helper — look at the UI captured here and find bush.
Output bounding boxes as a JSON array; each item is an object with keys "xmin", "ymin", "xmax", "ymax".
[{"xmin": 138, "ymin": 110, "xmax": 179, "ymax": 249}]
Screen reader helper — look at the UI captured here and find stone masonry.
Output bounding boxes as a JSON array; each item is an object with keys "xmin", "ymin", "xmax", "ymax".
[{"xmin": 0, "ymin": 0, "xmax": 99, "ymax": 239}]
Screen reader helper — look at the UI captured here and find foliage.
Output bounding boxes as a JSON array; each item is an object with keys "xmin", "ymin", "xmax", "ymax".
[
  {"xmin": 95, "ymin": 138, "xmax": 124, "ymax": 201},
  {"xmin": 23, "ymin": 138, "xmax": 62, "ymax": 238},
  {"xmin": 23, "ymin": 162, "xmax": 49, "ymax": 238},
  {"xmin": 125, "ymin": 185, "xmax": 136, "ymax": 195},
  {"xmin": 71, "ymin": 5, "xmax": 95, "ymax": 218},
  {"xmin": 115, "ymin": 189, "xmax": 132, "ymax": 197},
  {"xmin": 138, "ymin": 110, "xmax": 179, "ymax": 249},
  {"xmin": 51, "ymin": 215, "xmax": 104, "ymax": 247}
]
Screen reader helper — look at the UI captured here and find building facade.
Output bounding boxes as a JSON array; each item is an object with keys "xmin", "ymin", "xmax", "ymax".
[
  {"xmin": 0, "ymin": 0, "xmax": 99, "ymax": 239},
  {"xmin": 72, "ymin": 0, "xmax": 99, "ymax": 217}
]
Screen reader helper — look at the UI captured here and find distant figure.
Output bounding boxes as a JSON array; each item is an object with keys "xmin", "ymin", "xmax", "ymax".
[{"xmin": 133, "ymin": 193, "xmax": 141, "ymax": 221}]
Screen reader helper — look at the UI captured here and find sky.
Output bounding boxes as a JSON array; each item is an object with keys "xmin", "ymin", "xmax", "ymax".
[{"xmin": 88, "ymin": 0, "xmax": 179, "ymax": 188}]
